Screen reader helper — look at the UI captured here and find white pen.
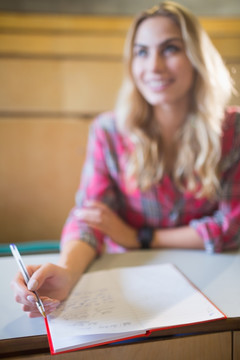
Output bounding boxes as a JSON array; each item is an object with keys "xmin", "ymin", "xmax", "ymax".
[{"xmin": 10, "ymin": 243, "xmax": 46, "ymax": 318}]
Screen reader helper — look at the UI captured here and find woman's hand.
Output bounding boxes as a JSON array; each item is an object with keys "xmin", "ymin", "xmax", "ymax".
[
  {"xmin": 11, "ymin": 240, "xmax": 97, "ymax": 318},
  {"xmin": 75, "ymin": 200, "xmax": 139, "ymax": 249},
  {"xmin": 11, "ymin": 263, "xmax": 72, "ymax": 318}
]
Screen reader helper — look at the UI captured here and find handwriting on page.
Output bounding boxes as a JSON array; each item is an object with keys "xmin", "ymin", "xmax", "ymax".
[
  {"xmin": 48, "ymin": 270, "xmax": 140, "ymax": 338},
  {"xmin": 57, "ymin": 288, "xmax": 115, "ymax": 321}
]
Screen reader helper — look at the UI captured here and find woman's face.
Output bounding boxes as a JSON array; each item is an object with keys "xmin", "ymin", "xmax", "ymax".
[{"xmin": 131, "ymin": 16, "xmax": 194, "ymax": 110}]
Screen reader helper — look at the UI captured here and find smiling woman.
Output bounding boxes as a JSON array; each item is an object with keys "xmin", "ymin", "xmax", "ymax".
[{"xmin": 10, "ymin": 1, "xmax": 240, "ymax": 318}]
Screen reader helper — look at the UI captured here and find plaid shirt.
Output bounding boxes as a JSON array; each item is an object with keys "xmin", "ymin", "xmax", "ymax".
[{"xmin": 61, "ymin": 107, "xmax": 240, "ymax": 254}]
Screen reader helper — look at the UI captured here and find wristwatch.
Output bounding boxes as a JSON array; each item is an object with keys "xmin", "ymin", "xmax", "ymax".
[{"xmin": 137, "ymin": 227, "xmax": 154, "ymax": 249}]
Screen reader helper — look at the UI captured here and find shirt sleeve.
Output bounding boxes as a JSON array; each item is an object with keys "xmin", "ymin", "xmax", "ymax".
[
  {"xmin": 189, "ymin": 108, "xmax": 240, "ymax": 253},
  {"xmin": 60, "ymin": 114, "xmax": 120, "ymax": 255}
]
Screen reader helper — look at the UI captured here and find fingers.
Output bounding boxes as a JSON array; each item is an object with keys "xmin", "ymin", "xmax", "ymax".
[
  {"xmin": 11, "ymin": 264, "xmax": 61, "ymax": 317},
  {"xmin": 74, "ymin": 202, "xmax": 126, "ymax": 243},
  {"xmin": 27, "ymin": 262, "xmax": 60, "ymax": 291},
  {"xmin": 18, "ymin": 291, "xmax": 60, "ymax": 317},
  {"xmin": 23, "ymin": 298, "xmax": 60, "ymax": 318},
  {"xmin": 76, "ymin": 208, "xmax": 103, "ymax": 223},
  {"xmin": 11, "ymin": 264, "xmax": 43, "ymax": 304},
  {"xmin": 84, "ymin": 200, "xmax": 106, "ymax": 208},
  {"xmin": 11, "ymin": 270, "xmax": 35, "ymax": 306},
  {"xmin": 23, "ymin": 296, "xmax": 60, "ymax": 317},
  {"xmin": 11, "ymin": 285, "xmax": 58, "ymax": 318},
  {"xmin": 74, "ymin": 201, "xmax": 111, "ymax": 228}
]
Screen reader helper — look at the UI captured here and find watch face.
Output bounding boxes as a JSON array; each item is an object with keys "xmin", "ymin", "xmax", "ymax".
[{"xmin": 138, "ymin": 227, "xmax": 153, "ymax": 249}]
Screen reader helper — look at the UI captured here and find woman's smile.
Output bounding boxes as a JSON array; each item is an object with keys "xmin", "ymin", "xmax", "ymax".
[{"xmin": 145, "ymin": 77, "xmax": 174, "ymax": 92}]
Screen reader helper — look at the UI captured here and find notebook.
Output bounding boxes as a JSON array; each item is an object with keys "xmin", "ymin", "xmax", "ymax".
[{"xmin": 45, "ymin": 263, "xmax": 226, "ymax": 355}]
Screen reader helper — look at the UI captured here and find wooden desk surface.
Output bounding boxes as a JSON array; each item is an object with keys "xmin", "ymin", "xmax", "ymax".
[{"xmin": 1, "ymin": 249, "xmax": 240, "ymax": 357}]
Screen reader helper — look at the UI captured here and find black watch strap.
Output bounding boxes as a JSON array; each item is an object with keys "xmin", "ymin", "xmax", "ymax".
[{"xmin": 137, "ymin": 227, "xmax": 154, "ymax": 249}]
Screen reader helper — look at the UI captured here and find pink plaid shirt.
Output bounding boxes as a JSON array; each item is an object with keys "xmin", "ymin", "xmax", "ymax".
[{"xmin": 61, "ymin": 107, "xmax": 240, "ymax": 254}]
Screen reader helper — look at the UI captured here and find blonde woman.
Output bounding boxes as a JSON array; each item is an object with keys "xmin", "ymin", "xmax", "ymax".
[{"xmin": 12, "ymin": 1, "xmax": 240, "ymax": 317}]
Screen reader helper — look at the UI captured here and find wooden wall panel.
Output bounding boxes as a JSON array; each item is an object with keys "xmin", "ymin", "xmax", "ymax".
[
  {"xmin": 0, "ymin": 33, "xmax": 125, "ymax": 57},
  {"xmin": 0, "ymin": 59, "xmax": 123, "ymax": 114},
  {"xmin": 211, "ymin": 38, "xmax": 240, "ymax": 60},
  {"xmin": 0, "ymin": 13, "xmax": 131, "ymax": 32},
  {"xmin": 0, "ymin": 118, "xmax": 91, "ymax": 243}
]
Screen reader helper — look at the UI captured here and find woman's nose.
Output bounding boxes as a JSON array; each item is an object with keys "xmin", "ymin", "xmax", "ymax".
[{"xmin": 148, "ymin": 53, "xmax": 165, "ymax": 72}]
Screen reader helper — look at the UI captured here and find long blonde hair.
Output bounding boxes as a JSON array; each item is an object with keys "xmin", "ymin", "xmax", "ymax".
[{"xmin": 115, "ymin": 1, "xmax": 233, "ymax": 198}]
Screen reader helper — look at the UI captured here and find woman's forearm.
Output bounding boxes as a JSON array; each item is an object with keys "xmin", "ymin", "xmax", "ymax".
[
  {"xmin": 58, "ymin": 239, "xmax": 97, "ymax": 289},
  {"xmin": 151, "ymin": 226, "xmax": 205, "ymax": 250}
]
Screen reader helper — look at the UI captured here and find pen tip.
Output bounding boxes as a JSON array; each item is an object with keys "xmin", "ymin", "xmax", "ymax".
[
  {"xmin": 36, "ymin": 302, "xmax": 46, "ymax": 318},
  {"xmin": 40, "ymin": 308, "xmax": 46, "ymax": 318}
]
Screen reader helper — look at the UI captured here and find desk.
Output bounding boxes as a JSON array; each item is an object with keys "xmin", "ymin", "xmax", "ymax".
[{"xmin": 1, "ymin": 249, "xmax": 240, "ymax": 360}]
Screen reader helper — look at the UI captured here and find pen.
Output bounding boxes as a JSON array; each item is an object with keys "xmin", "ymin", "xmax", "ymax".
[{"xmin": 10, "ymin": 243, "xmax": 46, "ymax": 318}]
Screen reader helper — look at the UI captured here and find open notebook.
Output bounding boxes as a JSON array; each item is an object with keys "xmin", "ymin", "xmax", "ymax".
[{"xmin": 45, "ymin": 263, "xmax": 226, "ymax": 355}]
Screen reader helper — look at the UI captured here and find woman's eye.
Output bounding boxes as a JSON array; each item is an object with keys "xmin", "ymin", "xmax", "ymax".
[
  {"xmin": 162, "ymin": 44, "xmax": 180, "ymax": 55},
  {"xmin": 134, "ymin": 48, "xmax": 148, "ymax": 57}
]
